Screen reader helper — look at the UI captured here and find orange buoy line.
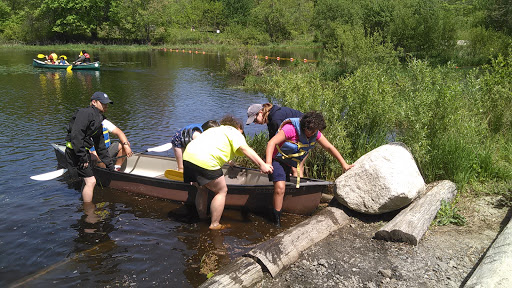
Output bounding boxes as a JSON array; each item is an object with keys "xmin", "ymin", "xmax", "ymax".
[{"xmin": 159, "ymin": 48, "xmax": 318, "ymax": 62}]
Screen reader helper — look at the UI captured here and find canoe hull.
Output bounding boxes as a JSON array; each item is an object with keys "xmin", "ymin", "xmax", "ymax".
[
  {"xmin": 33, "ymin": 59, "xmax": 100, "ymax": 70},
  {"xmin": 53, "ymin": 144, "xmax": 330, "ymax": 215}
]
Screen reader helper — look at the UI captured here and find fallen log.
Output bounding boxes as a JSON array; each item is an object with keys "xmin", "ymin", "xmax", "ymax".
[
  {"xmin": 200, "ymin": 207, "xmax": 350, "ymax": 287},
  {"xmin": 374, "ymin": 180, "xmax": 457, "ymax": 245},
  {"xmin": 463, "ymin": 216, "xmax": 512, "ymax": 288},
  {"xmin": 198, "ymin": 257, "xmax": 263, "ymax": 288},
  {"xmin": 245, "ymin": 207, "xmax": 350, "ymax": 277}
]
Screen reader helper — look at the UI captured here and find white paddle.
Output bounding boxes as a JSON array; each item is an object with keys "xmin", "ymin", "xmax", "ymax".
[
  {"xmin": 146, "ymin": 143, "xmax": 173, "ymax": 152},
  {"xmin": 30, "ymin": 168, "xmax": 68, "ymax": 181}
]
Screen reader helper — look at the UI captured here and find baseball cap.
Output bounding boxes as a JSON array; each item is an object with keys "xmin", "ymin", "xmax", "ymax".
[
  {"xmin": 91, "ymin": 91, "xmax": 113, "ymax": 104},
  {"xmin": 246, "ymin": 104, "xmax": 263, "ymax": 125}
]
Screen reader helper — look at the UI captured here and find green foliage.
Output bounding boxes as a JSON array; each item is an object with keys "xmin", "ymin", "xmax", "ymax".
[
  {"xmin": 243, "ymin": 52, "xmax": 512, "ymax": 186},
  {"xmin": 225, "ymin": 50, "xmax": 268, "ymax": 78},
  {"xmin": 479, "ymin": 51, "xmax": 512, "ymax": 135},
  {"xmin": 223, "ymin": 25, "xmax": 270, "ymax": 46},
  {"xmin": 320, "ymin": 24, "xmax": 401, "ymax": 78},
  {"xmin": 434, "ymin": 200, "xmax": 467, "ymax": 226},
  {"xmin": 249, "ymin": 0, "xmax": 291, "ymax": 42},
  {"xmin": 453, "ymin": 27, "xmax": 512, "ymax": 66},
  {"xmin": 475, "ymin": 0, "xmax": 512, "ymax": 36}
]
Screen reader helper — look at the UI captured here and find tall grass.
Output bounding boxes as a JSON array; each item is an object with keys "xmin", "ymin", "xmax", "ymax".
[{"xmin": 241, "ymin": 54, "xmax": 512, "ymax": 193}]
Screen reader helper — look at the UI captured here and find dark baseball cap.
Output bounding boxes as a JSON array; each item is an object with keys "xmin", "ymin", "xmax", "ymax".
[{"xmin": 91, "ymin": 91, "xmax": 113, "ymax": 104}]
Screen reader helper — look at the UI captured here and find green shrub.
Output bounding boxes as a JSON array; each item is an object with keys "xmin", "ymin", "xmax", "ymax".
[{"xmin": 434, "ymin": 200, "xmax": 466, "ymax": 226}]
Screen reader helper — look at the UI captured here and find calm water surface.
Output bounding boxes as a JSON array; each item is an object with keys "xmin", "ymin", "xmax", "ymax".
[{"xmin": 0, "ymin": 48, "xmax": 308, "ymax": 287}]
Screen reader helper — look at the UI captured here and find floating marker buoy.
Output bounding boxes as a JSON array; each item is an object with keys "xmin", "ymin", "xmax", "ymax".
[
  {"xmin": 290, "ymin": 58, "xmax": 294, "ymax": 62},
  {"xmin": 304, "ymin": 59, "xmax": 307, "ymax": 63},
  {"xmin": 277, "ymin": 57, "xmax": 280, "ymax": 61},
  {"xmin": 265, "ymin": 56, "xmax": 268, "ymax": 59}
]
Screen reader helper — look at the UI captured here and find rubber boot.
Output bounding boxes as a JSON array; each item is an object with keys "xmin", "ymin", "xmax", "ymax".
[{"xmin": 273, "ymin": 209, "xmax": 282, "ymax": 227}]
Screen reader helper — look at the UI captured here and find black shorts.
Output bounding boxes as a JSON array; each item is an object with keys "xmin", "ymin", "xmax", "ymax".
[
  {"xmin": 65, "ymin": 147, "xmax": 94, "ymax": 178},
  {"xmin": 183, "ymin": 160, "xmax": 224, "ymax": 186}
]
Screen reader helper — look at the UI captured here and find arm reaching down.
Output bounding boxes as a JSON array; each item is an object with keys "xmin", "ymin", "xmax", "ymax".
[{"xmin": 238, "ymin": 145, "xmax": 274, "ymax": 174}]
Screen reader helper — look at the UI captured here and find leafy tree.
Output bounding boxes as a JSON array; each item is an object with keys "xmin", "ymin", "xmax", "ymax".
[
  {"xmin": 109, "ymin": 0, "xmax": 169, "ymax": 43},
  {"xmin": 220, "ymin": 0, "xmax": 254, "ymax": 26},
  {"xmin": 36, "ymin": 0, "xmax": 110, "ymax": 41},
  {"xmin": 476, "ymin": 0, "xmax": 512, "ymax": 35},
  {"xmin": 250, "ymin": 0, "xmax": 291, "ymax": 42}
]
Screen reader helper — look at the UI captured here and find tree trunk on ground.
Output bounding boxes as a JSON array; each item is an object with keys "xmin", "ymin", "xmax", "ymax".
[
  {"xmin": 199, "ymin": 257, "xmax": 262, "ymax": 288},
  {"xmin": 374, "ymin": 180, "xmax": 457, "ymax": 245},
  {"xmin": 246, "ymin": 207, "xmax": 350, "ymax": 277}
]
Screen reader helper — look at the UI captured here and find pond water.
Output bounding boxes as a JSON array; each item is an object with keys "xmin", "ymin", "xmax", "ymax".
[{"xmin": 0, "ymin": 48, "xmax": 309, "ymax": 287}]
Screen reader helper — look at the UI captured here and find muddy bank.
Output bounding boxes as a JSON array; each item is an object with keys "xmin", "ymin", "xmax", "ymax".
[{"xmin": 259, "ymin": 195, "xmax": 511, "ymax": 287}]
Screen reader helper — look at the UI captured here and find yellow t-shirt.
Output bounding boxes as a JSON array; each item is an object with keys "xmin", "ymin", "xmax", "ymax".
[{"xmin": 183, "ymin": 125, "xmax": 246, "ymax": 170}]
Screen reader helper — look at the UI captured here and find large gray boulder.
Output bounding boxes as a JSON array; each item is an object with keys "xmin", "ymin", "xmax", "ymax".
[{"xmin": 334, "ymin": 142, "xmax": 425, "ymax": 214}]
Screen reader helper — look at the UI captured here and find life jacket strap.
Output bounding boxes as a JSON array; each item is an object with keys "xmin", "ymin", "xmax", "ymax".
[{"xmin": 276, "ymin": 144, "xmax": 305, "ymax": 159}]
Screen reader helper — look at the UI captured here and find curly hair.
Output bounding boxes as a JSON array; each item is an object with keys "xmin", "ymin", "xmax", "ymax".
[{"xmin": 300, "ymin": 111, "xmax": 326, "ymax": 132}]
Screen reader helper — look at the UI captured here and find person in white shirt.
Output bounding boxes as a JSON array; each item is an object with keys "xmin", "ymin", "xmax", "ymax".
[{"xmin": 90, "ymin": 119, "xmax": 133, "ymax": 171}]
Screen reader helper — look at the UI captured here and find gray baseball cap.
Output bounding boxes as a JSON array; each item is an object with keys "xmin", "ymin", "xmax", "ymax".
[{"xmin": 246, "ymin": 104, "xmax": 263, "ymax": 125}]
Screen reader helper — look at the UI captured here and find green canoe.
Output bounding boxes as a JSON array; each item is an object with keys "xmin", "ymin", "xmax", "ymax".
[{"xmin": 32, "ymin": 59, "xmax": 101, "ymax": 71}]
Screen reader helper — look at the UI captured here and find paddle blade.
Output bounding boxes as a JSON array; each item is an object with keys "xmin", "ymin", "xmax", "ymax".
[
  {"xmin": 147, "ymin": 143, "xmax": 173, "ymax": 152},
  {"xmin": 164, "ymin": 169, "xmax": 184, "ymax": 181},
  {"xmin": 31, "ymin": 168, "xmax": 68, "ymax": 181},
  {"xmin": 37, "ymin": 54, "xmax": 46, "ymax": 58},
  {"xmin": 66, "ymin": 65, "xmax": 73, "ymax": 71}
]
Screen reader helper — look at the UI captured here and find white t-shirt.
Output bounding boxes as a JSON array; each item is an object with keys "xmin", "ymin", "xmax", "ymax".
[{"xmin": 102, "ymin": 119, "xmax": 117, "ymax": 132}]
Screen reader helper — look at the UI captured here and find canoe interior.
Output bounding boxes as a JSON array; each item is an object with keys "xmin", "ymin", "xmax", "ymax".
[{"xmin": 52, "ymin": 144, "xmax": 331, "ymax": 215}]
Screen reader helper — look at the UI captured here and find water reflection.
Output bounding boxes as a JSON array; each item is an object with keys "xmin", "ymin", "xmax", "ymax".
[{"xmin": 72, "ymin": 202, "xmax": 115, "ymax": 246}]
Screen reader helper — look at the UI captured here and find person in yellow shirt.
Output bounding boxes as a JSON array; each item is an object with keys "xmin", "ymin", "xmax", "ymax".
[{"xmin": 183, "ymin": 115, "xmax": 273, "ymax": 230}]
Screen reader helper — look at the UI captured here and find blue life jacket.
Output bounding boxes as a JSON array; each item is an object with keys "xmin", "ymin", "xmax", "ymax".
[
  {"xmin": 89, "ymin": 126, "xmax": 110, "ymax": 152},
  {"xmin": 180, "ymin": 124, "xmax": 203, "ymax": 147},
  {"xmin": 274, "ymin": 118, "xmax": 318, "ymax": 168}
]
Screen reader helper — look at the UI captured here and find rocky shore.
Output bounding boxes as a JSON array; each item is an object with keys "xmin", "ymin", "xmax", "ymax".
[{"xmin": 259, "ymin": 195, "xmax": 510, "ymax": 288}]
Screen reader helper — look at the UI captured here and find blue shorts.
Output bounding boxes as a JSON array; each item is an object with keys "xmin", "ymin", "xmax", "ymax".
[
  {"xmin": 170, "ymin": 128, "xmax": 184, "ymax": 148},
  {"xmin": 268, "ymin": 159, "xmax": 291, "ymax": 182}
]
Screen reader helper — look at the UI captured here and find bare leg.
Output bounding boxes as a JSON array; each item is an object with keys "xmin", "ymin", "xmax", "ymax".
[
  {"xmin": 173, "ymin": 147, "xmax": 184, "ymax": 172},
  {"xmin": 83, "ymin": 202, "xmax": 99, "ymax": 223},
  {"xmin": 204, "ymin": 176, "xmax": 228, "ymax": 229},
  {"xmin": 273, "ymin": 180, "xmax": 286, "ymax": 211},
  {"xmin": 82, "ymin": 176, "xmax": 96, "ymax": 202},
  {"xmin": 195, "ymin": 186, "xmax": 209, "ymax": 219}
]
